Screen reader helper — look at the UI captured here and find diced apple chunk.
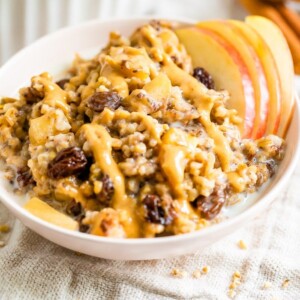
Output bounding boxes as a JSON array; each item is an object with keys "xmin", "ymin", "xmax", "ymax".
[
  {"xmin": 24, "ymin": 197, "xmax": 78, "ymax": 230},
  {"xmin": 29, "ymin": 110, "xmax": 70, "ymax": 145}
]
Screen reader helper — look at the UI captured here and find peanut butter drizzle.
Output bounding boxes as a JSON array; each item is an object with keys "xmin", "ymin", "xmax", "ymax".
[
  {"xmin": 160, "ymin": 128, "xmax": 199, "ymax": 217},
  {"xmin": 162, "ymin": 62, "xmax": 232, "ymax": 172},
  {"xmin": 80, "ymin": 124, "xmax": 140, "ymax": 238},
  {"xmin": 101, "ymin": 65, "xmax": 129, "ymax": 98},
  {"xmin": 36, "ymin": 73, "xmax": 70, "ymax": 117},
  {"xmin": 200, "ymin": 113, "xmax": 232, "ymax": 172}
]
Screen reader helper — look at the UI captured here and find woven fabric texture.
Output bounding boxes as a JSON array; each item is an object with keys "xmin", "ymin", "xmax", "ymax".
[{"xmin": 0, "ymin": 160, "xmax": 299, "ymax": 299}]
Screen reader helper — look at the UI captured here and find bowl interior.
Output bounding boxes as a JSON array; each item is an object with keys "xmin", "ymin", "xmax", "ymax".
[{"xmin": 0, "ymin": 17, "xmax": 299, "ymax": 259}]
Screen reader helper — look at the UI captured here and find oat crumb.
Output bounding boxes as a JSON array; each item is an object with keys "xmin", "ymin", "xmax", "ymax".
[
  {"xmin": 282, "ymin": 279, "xmax": 290, "ymax": 288},
  {"xmin": 170, "ymin": 268, "xmax": 187, "ymax": 278},
  {"xmin": 238, "ymin": 240, "xmax": 247, "ymax": 250},
  {"xmin": 233, "ymin": 271, "xmax": 241, "ymax": 279},
  {"xmin": 228, "ymin": 289, "xmax": 236, "ymax": 299},
  {"xmin": 201, "ymin": 265, "xmax": 210, "ymax": 274},
  {"xmin": 192, "ymin": 269, "xmax": 201, "ymax": 279},
  {"xmin": 227, "ymin": 270, "xmax": 242, "ymax": 298},
  {"xmin": 229, "ymin": 282, "xmax": 237, "ymax": 290},
  {"xmin": 0, "ymin": 241, "xmax": 5, "ymax": 247},
  {"xmin": 262, "ymin": 281, "xmax": 272, "ymax": 289},
  {"xmin": 0, "ymin": 224, "xmax": 10, "ymax": 233}
]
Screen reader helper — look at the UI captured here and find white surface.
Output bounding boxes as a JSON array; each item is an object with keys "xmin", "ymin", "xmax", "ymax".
[{"xmin": 0, "ymin": 17, "xmax": 299, "ymax": 260}]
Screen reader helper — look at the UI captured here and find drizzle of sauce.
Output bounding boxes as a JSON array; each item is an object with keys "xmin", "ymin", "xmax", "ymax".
[
  {"xmin": 200, "ymin": 113, "xmax": 231, "ymax": 172},
  {"xmin": 79, "ymin": 124, "xmax": 140, "ymax": 238},
  {"xmin": 35, "ymin": 73, "xmax": 70, "ymax": 118},
  {"xmin": 101, "ymin": 65, "xmax": 129, "ymax": 98},
  {"xmin": 143, "ymin": 73, "xmax": 171, "ymax": 101},
  {"xmin": 162, "ymin": 61, "xmax": 233, "ymax": 172},
  {"xmin": 159, "ymin": 128, "xmax": 199, "ymax": 218}
]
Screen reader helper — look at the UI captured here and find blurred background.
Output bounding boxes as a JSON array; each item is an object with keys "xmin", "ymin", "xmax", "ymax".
[
  {"xmin": 1, "ymin": 0, "xmax": 300, "ymax": 67},
  {"xmin": 0, "ymin": 0, "xmax": 246, "ymax": 65}
]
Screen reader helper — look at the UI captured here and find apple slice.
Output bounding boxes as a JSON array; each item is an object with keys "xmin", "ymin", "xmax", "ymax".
[
  {"xmin": 227, "ymin": 20, "xmax": 281, "ymax": 137},
  {"xmin": 176, "ymin": 27, "xmax": 255, "ymax": 138},
  {"xmin": 197, "ymin": 20, "xmax": 269, "ymax": 139},
  {"xmin": 245, "ymin": 16, "xmax": 294, "ymax": 137},
  {"xmin": 24, "ymin": 197, "xmax": 78, "ymax": 230}
]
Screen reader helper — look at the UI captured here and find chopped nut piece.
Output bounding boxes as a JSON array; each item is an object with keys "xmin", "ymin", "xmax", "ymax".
[
  {"xmin": 0, "ymin": 224, "xmax": 10, "ymax": 233},
  {"xmin": 282, "ymin": 279, "xmax": 290, "ymax": 288},
  {"xmin": 192, "ymin": 269, "xmax": 201, "ymax": 279},
  {"xmin": 262, "ymin": 281, "xmax": 272, "ymax": 289},
  {"xmin": 238, "ymin": 240, "xmax": 247, "ymax": 250},
  {"xmin": 0, "ymin": 241, "xmax": 5, "ymax": 247},
  {"xmin": 202, "ymin": 265, "xmax": 210, "ymax": 274},
  {"xmin": 170, "ymin": 268, "xmax": 187, "ymax": 278}
]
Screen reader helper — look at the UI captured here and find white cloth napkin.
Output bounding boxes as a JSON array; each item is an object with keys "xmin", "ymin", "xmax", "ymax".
[{"xmin": 0, "ymin": 160, "xmax": 299, "ymax": 299}]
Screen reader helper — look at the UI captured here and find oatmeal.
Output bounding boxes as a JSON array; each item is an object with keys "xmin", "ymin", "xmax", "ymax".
[{"xmin": 0, "ymin": 21, "xmax": 285, "ymax": 238}]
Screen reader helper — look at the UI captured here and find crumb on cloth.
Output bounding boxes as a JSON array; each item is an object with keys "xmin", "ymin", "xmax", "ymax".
[
  {"xmin": 202, "ymin": 265, "xmax": 210, "ymax": 274},
  {"xmin": 262, "ymin": 281, "xmax": 272, "ymax": 289},
  {"xmin": 0, "ymin": 224, "xmax": 10, "ymax": 233},
  {"xmin": 281, "ymin": 279, "xmax": 290, "ymax": 288},
  {"xmin": 170, "ymin": 268, "xmax": 187, "ymax": 278},
  {"xmin": 237, "ymin": 239, "xmax": 247, "ymax": 250},
  {"xmin": 228, "ymin": 271, "xmax": 242, "ymax": 298},
  {"xmin": 192, "ymin": 269, "xmax": 201, "ymax": 279}
]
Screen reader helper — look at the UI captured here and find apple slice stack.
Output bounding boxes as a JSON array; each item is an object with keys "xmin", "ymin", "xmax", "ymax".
[{"xmin": 176, "ymin": 16, "xmax": 294, "ymax": 139}]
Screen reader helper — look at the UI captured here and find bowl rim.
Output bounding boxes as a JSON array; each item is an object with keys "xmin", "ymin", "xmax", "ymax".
[{"xmin": 0, "ymin": 16, "xmax": 300, "ymax": 246}]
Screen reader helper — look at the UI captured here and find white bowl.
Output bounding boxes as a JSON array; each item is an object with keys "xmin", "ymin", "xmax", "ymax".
[{"xmin": 0, "ymin": 17, "xmax": 300, "ymax": 260}]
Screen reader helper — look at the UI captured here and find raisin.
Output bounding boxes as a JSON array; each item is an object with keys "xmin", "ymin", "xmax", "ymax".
[
  {"xmin": 87, "ymin": 91, "xmax": 122, "ymax": 113},
  {"xmin": 77, "ymin": 156, "xmax": 93, "ymax": 181},
  {"xmin": 47, "ymin": 147, "xmax": 88, "ymax": 179},
  {"xmin": 16, "ymin": 167, "xmax": 35, "ymax": 188},
  {"xmin": 192, "ymin": 186, "xmax": 227, "ymax": 220},
  {"xmin": 66, "ymin": 200, "xmax": 82, "ymax": 217},
  {"xmin": 96, "ymin": 174, "xmax": 114, "ymax": 203},
  {"xmin": 55, "ymin": 78, "xmax": 70, "ymax": 89},
  {"xmin": 193, "ymin": 67, "xmax": 215, "ymax": 89},
  {"xmin": 143, "ymin": 194, "xmax": 175, "ymax": 225},
  {"xmin": 79, "ymin": 224, "xmax": 90, "ymax": 233},
  {"xmin": 23, "ymin": 87, "xmax": 43, "ymax": 104}
]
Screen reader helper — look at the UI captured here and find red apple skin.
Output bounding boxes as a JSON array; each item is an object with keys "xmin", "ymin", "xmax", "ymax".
[
  {"xmin": 198, "ymin": 21, "xmax": 269, "ymax": 139},
  {"xmin": 229, "ymin": 20, "xmax": 282, "ymax": 136},
  {"xmin": 196, "ymin": 27, "xmax": 256, "ymax": 138},
  {"xmin": 246, "ymin": 16, "xmax": 294, "ymax": 137},
  {"xmin": 224, "ymin": 21, "xmax": 270, "ymax": 138}
]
